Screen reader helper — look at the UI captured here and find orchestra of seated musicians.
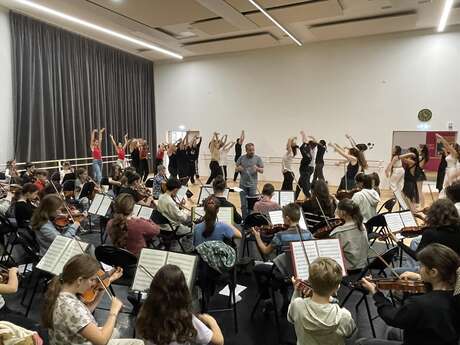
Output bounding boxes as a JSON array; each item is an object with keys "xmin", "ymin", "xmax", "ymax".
[{"xmin": 0, "ymin": 130, "xmax": 459, "ymax": 345}]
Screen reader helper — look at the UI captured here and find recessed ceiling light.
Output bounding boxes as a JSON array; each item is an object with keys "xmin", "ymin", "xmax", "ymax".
[
  {"xmin": 247, "ymin": 0, "xmax": 302, "ymax": 46},
  {"xmin": 438, "ymin": 0, "xmax": 454, "ymax": 32},
  {"xmin": 179, "ymin": 125, "xmax": 186, "ymax": 130},
  {"xmin": 13, "ymin": 0, "xmax": 183, "ymax": 59}
]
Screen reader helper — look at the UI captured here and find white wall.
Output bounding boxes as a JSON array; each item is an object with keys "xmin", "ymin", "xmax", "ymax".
[
  {"xmin": 155, "ymin": 29, "xmax": 460, "ymax": 183},
  {"xmin": 0, "ymin": 6, "xmax": 14, "ymax": 164}
]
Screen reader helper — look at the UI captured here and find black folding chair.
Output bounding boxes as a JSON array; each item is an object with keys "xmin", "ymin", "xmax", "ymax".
[
  {"xmin": 378, "ymin": 198, "xmax": 397, "ymax": 214},
  {"xmin": 150, "ymin": 210, "xmax": 189, "ymax": 253}
]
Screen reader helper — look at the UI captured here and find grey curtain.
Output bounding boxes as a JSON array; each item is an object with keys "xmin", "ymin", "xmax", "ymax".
[{"xmin": 10, "ymin": 12, "xmax": 156, "ymax": 164}]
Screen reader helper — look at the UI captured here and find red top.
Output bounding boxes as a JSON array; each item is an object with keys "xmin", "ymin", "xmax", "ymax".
[
  {"xmin": 117, "ymin": 148, "xmax": 125, "ymax": 160},
  {"xmin": 156, "ymin": 149, "xmax": 164, "ymax": 160},
  {"xmin": 107, "ymin": 217, "xmax": 160, "ymax": 256},
  {"xmin": 92, "ymin": 146, "xmax": 102, "ymax": 160},
  {"xmin": 34, "ymin": 180, "xmax": 46, "ymax": 191}
]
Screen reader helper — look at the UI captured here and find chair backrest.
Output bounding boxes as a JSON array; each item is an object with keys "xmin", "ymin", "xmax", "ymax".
[
  {"xmin": 145, "ymin": 178, "xmax": 154, "ymax": 188},
  {"xmin": 95, "ymin": 245, "xmax": 138, "ymax": 269},
  {"xmin": 365, "ymin": 214, "xmax": 387, "ymax": 233},
  {"xmin": 379, "ymin": 198, "xmax": 397, "ymax": 213},
  {"xmin": 151, "ymin": 210, "xmax": 171, "ymax": 226},
  {"xmin": 246, "ymin": 196, "xmax": 260, "ymax": 212},
  {"xmin": 243, "ymin": 212, "xmax": 270, "ymax": 229},
  {"xmin": 303, "ymin": 212, "xmax": 324, "ymax": 227}
]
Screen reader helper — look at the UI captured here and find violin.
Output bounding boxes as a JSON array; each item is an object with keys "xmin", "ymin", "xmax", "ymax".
[
  {"xmin": 353, "ymin": 278, "xmax": 426, "ymax": 294},
  {"xmin": 53, "ymin": 209, "xmax": 86, "ymax": 230},
  {"xmin": 255, "ymin": 223, "xmax": 289, "ymax": 235},
  {"xmin": 312, "ymin": 218, "xmax": 346, "ymax": 239},
  {"xmin": 335, "ymin": 188, "xmax": 361, "ymax": 201},
  {"xmin": 399, "ymin": 226, "xmax": 425, "ymax": 238},
  {"xmin": 80, "ymin": 268, "xmax": 122, "ymax": 304}
]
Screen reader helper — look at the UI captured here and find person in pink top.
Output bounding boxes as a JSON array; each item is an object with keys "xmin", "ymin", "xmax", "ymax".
[
  {"xmin": 253, "ymin": 183, "xmax": 281, "ymax": 215},
  {"xmin": 107, "ymin": 193, "xmax": 160, "ymax": 256},
  {"xmin": 90, "ymin": 128, "xmax": 105, "ymax": 183}
]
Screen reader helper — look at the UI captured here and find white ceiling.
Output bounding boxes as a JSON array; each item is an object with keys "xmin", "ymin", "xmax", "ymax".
[{"xmin": 0, "ymin": 0, "xmax": 459, "ymax": 61}]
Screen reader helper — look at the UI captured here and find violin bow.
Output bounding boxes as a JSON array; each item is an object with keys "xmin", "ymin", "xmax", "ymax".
[
  {"xmin": 139, "ymin": 264, "xmax": 154, "ymax": 279},
  {"xmin": 427, "ymin": 183, "xmax": 435, "ymax": 203},
  {"xmin": 50, "ymin": 181, "xmax": 114, "ymax": 300},
  {"xmin": 314, "ymin": 196, "xmax": 331, "ymax": 229}
]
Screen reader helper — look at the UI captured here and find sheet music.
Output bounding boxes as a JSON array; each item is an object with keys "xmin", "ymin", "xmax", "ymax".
[
  {"xmin": 53, "ymin": 240, "xmax": 89, "ymax": 275},
  {"xmin": 166, "ymin": 252, "xmax": 197, "ymax": 289},
  {"xmin": 138, "ymin": 206, "xmax": 153, "ymax": 220},
  {"xmin": 97, "ymin": 196, "xmax": 112, "ymax": 216},
  {"xmin": 269, "ymin": 210, "xmax": 284, "ymax": 225},
  {"xmin": 400, "ymin": 211, "xmax": 417, "ymax": 227},
  {"xmin": 133, "ymin": 204, "xmax": 141, "ymax": 217},
  {"xmin": 217, "ymin": 207, "xmax": 233, "ymax": 225},
  {"xmin": 198, "ymin": 186, "xmax": 214, "ymax": 204},
  {"xmin": 192, "ymin": 207, "xmax": 205, "ymax": 221},
  {"xmin": 279, "ymin": 191, "xmax": 295, "ymax": 207},
  {"xmin": 384, "ymin": 213, "xmax": 405, "ymax": 232},
  {"xmin": 132, "ymin": 249, "xmax": 168, "ymax": 292},
  {"xmin": 36, "ymin": 236, "xmax": 71, "ymax": 274},
  {"xmin": 316, "ymin": 239, "xmax": 346, "ymax": 276},
  {"xmin": 88, "ymin": 193, "xmax": 104, "ymax": 215},
  {"xmin": 176, "ymin": 186, "xmax": 188, "ymax": 202},
  {"xmin": 272, "ymin": 191, "xmax": 280, "ymax": 205},
  {"xmin": 290, "ymin": 241, "xmax": 318, "ymax": 281}
]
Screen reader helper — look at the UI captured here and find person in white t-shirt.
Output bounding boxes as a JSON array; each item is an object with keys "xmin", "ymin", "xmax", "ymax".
[{"xmin": 136, "ymin": 264, "xmax": 224, "ymax": 345}]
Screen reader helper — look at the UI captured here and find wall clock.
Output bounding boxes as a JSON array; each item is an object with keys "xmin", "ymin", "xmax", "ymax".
[{"xmin": 418, "ymin": 109, "xmax": 432, "ymax": 122}]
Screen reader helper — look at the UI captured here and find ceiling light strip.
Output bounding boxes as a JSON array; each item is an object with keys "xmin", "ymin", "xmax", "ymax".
[
  {"xmin": 247, "ymin": 0, "xmax": 302, "ymax": 46},
  {"xmin": 14, "ymin": 0, "xmax": 183, "ymax": 59},
  {"xmin": 438, "ymin": 0, "xmax": 454, "ymax": 32}
]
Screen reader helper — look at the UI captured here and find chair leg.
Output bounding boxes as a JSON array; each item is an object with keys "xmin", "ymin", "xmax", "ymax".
[
  {"xmin": 250, "ymin": 295, "xmax": 263, "ymax": 319},
  {"xmin": 270, "ymin": 287, "xmax": 282, "ymax": 344},
  {"xmin": 231, "ymin": 285, "xmax": 238, "ymax": 333},
  {"xmin": 363, "ymin": 295, "xmax": 376, "ymax": 338}
]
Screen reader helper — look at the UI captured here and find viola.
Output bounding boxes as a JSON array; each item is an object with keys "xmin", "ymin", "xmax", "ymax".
[
  {"xmin": 312, "ymin": 218, "xmax": 345, "ymax": 239},
  {"xmin": 255, "ymin": 224, "xmax": 289, "ymax": 235},
  {"xmin": 353, "ymin": 278, "xmax": 426, "ymax": 294},
  {"xmin": 80, "ymin": 268, "xmax": 121, "ymax": 304},
  {"xmin": 335, "ymin": 188, "xmax": 361, "ymax": 201}
]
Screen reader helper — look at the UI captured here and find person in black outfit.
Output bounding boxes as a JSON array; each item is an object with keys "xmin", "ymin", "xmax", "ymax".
[
  {"xmin": 302, "ymin": 180, "xmax": 336, "ymax": 217},
  {"xmin": 294, "ymin": 131, "xmax": 314, "ymax": 200},
  {"xmin": 176, "ymin": 136, "xmax": 190, "ymax": 185},
  {"xmin": 397, "ymin": 199, "xmax": 460, "ymax": 261},
  {"xmin": 14, "ymin": 183, "xmax": 39, "ymax": 227},
  {"xmin": 129, "ymin": 139, "xmax": 141, "ymax": 174},
  {"xmin": 167, "ymin": 143, "xmax": 178, "ymax": 179},
  {"xmin": 312, "ymin": 139, "xmax": 326, "ymax": 182},
  {"xmin": 212, "ymin": 175, "xmax": 242, "ymax": 224},
  {"xmin": 190, "ymin": 136, "xmax": 202, "ymax": 180},
  {"xmin": 437, "ymin": 149, "xmax": 448, "ymax": 192},
  {"xmin": 358, "ymin": 243, "xmax": 460, "ymax": 345},
  {"xmin": 233, "ymin": 130, "xmax": 244, "ymax": 182}
]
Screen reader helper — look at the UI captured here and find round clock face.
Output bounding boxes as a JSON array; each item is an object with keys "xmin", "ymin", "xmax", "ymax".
[{"xmin": 418, "ymin": 109, "xmax": 432, "ymax": 122}]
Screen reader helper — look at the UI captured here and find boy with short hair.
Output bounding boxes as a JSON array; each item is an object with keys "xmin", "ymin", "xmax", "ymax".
[{"xmin": 288, "ymin": 257, "xmax": 356, "ymax": 345}]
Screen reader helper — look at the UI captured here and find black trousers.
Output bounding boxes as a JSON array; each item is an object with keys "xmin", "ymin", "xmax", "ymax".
[
  {"xmin": 313, "ymin": 162, "xmax": 325, "ymax": 182},
  {"xmin": 206, "ymin": 160, "xmax": 222, "ymax": 184},
  {"xmin": 222, "ymin": 165, "xmax": 228, "ymax": 180},
  {"xmin": 281, "ymin": 171, "xmax": 294, "ymax": 191},
  {"xmin": 295, "ymin": 166, "xmax": 314, "ymax": 199},
  {"xmin": 140, "ymin": 159, "xmax": 149, "ymax": 181}
]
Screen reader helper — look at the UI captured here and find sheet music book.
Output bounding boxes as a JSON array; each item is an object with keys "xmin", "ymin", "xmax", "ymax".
[
  {"xmin": 269, "ymin": 210, "xmax": 284, "ymax": 225},
  {"xmin": 132, "ymin": 204, "xmax": 154, "ymax": 220},
  {"xmin": 132, "ymin": 248, "xmax": 197, "ymax": 292},
  {"xmin": 192, "ymin": 206, "xmax": 234, "ymax": 224},
  {"xmin": 198, "ymin": 186, "xmax": 230, "ymax": 204},
  {"xmin": 36, "ymin": 236, "xmax": 89, "ymax": 275},
  {"xmin": 384, "ymin": 211, "xmax": 417, "ymax": 232},
  {"xmin": 88, "ymin": 193, "xmax": 112, "ymax": 216},
  {"xmin": 290, "ymin": 239, "xmax": 346, "ymax": 281},
  {"xmin": 175, "ymin": 186, "xmax": 188, "ymax": 202},
  {"xmin": 279, "ymin": 191, "xmax": 295, "ymax": 207}
]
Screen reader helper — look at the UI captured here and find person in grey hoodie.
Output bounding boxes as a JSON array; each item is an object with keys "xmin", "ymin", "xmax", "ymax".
[
  {"xmin": 288, "ymin": 257, "xmax": 356, "ymax": 345},
  {"xmin": 352, "ymin": 174, "xmax": 380, "ymax": 223},
  {"xmin": 330, "ymin": 199, "xmax": 369, "ymax": 273}
]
